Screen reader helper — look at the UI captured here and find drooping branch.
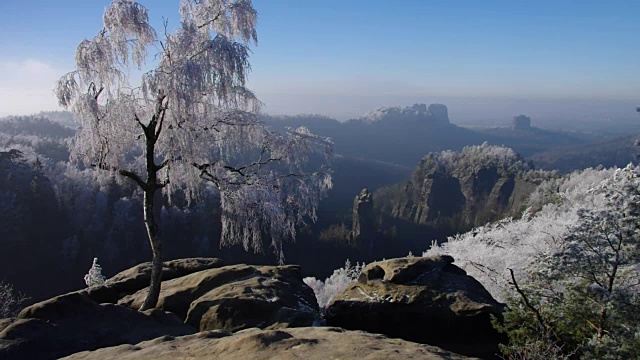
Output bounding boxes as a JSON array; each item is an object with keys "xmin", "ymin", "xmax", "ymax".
[
  {"xmin": 90, "ymin": 162, "xmax": 148, "ymax": 190},
  {"xmin": 194, "ymin": 1, "xmax": 244, "ymax": 30},
  {"xmin": 157, "ymin": 158, "xmax": 171, "ymax": 170},
  {"xmin": 134, "ymin": 114, "xmax": 147, "ymax": 131},
  {"xmin": 508, "ymin": 268, "xmax": 548, "ymax": 332},
  {"xmin": 119, "ymin": 168, "xmax": 148, "ymax": 190},
  {"xmin": 223, "ymin": 156, "xmax": 282, "ymax": 177},
  {"xmin": 93, "ymin": 85, "xmax": 104, "ymax": 101}
]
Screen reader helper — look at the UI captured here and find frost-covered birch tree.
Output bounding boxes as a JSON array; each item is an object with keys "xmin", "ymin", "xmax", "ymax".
[{"xmin": 55, "ymin": 0, "xmax": 333, "ymax": 310}]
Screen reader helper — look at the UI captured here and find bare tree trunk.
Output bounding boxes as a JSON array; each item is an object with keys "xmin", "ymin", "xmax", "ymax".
[
  {"xmin": 597, "ymin": 262, "xmax": 618, "ymax": 340},
  {"xmin": 140, "ymin": 187, "xmax": 162, "ymax": 311},
  {"xmin": 140, "ymin": 113, "xmax": 163, "ymax": 311}
]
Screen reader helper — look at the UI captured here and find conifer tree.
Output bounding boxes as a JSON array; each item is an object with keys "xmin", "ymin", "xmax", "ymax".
[{"xmin": 84, "ymin": 257, "xmax": 106, "ymax": 287}]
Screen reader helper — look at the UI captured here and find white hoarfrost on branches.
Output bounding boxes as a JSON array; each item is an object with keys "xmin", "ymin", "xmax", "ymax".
[
  {"xmin": 424, "ymin": 166, "xmax": 620, "ymax": 301},
  {"xmin": 84, "ymin": 257, "xmax": 107, "ymax": 287},
  {"xmin": 304, "ymin": 259, "xmax": 365, "ymax": 309},
  {"xmin": 54, "ymin": 0, "xmax": 333, "ymax": 265},
  {"xmin": 0, "ymin": 281, "xmax": 28, "ymax": 317},
  {"xmin": 55, "ymin": 0, "xmax": 331, "ymax": 309}
]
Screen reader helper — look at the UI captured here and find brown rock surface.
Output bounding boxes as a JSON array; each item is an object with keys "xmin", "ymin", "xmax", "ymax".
[
  {"xmin": 326, "ymin": 255, "xmax": 504, "ymax": 358},
  {"xmin": 118, "ymin": 264, "xmax": 318, "ymax": 332},
  {"xmin": 0, "ymin": 292, "xmax": 195, "ymax": 360},
  {"xmin": 81, "ymin": 257, "xmax": 225, "ymax": 304},
  {"xmin": 62, "ymin": 327, "xmax": 477, "ymax": 360}
]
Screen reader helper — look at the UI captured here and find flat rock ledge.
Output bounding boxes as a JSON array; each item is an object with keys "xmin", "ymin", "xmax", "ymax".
[{"xmin": 62, "ymin": 326, "xmax": 478, "ymax": 360}]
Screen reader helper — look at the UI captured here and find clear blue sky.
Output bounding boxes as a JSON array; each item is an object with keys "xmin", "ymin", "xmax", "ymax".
[{"xmin": 1, "ymin": 0, "xmax": 639, "ymax": 120}]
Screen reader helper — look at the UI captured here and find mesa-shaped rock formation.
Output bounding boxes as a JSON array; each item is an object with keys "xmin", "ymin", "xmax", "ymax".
[
  {"xmin": 361, "ymin": 103, "xmax": 450, "ymax": 125},
  {"xmin": 512, "ymin": 115, "xmax": 531, "ymax": 131}
]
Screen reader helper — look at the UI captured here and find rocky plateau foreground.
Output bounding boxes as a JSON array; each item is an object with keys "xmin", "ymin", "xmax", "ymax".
[{"xmin": 0, "ymin": 256, "xmax": 502, "ymax": 359}]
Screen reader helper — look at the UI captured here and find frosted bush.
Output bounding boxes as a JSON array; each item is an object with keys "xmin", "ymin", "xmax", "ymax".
[
  {"xmin": 84, "ymin": 257, "xmax": 106, "ymax": 287},
  {"xmin": 0, "ymin": 281, "xmax": 28, "ymax": 318},
  {"xmin": 304, "ymin": 259, "xmax": 365, "ymax": 309},
  {"xmin": 424, "ymin": 166, "xmax": 618, "ymax": 302}
]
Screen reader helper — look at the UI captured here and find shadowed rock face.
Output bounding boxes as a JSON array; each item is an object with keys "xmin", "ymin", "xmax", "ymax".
[
  {"xmin": 512, "ymin": 115, "xmax": 531, "ymax": 131},
  {"xmin": 325, "ymin": 255, "xmax": 505, "ymax": 359},
  {"xmin": 1, "ymin": 260, "xmax": 319, "ymax": 360},
  {"xmin": 352, "ymin": 188, "xmax": 374, "ymax": 238},
  {"xmin": 0, "ymin": 292, "xmax": 196, "ymax": 360},
  {"xmin": 426, "ymin": 173, "xmax": 466, "ymax": 219},
  {"xmin": 351, "ymin": 188, "xmax": 378, "ymax": 250},
  {"xmin": 62, "ymin": 327, "xmax": 478, "ymax": 360},
  {"xmin": 427, "ymin": 104, "xmax": 450, "ymax": 125},
  {"xmin": 375, "ymin": 144, "xmax": 537, "ymax": 232}
]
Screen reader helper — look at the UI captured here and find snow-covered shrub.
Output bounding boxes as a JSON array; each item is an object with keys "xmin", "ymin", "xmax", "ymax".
[
  {"xmin": 304, "ymin": 259, "xmax": 365, "ymax": 309},
  {"xmin": 84, "ymin": 257, "xmax": 106, "ymax": 287},
  {"xmin": 424, "ymin": 166, "xmax": 617, "ymax": 302},
  {"xmin": 498, "ymin": 164, "xmax": 640, "ymax": 358},
  {"xmin": 426, "ymin": 164, "xmax": 640, "ymax": 358},
  {"xmin": 0, "ymin": 281, "xmax": 28, "ymax": 318}
]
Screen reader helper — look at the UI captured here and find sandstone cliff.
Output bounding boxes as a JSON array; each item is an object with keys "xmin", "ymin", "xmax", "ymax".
[
  {"xmin": 361, "ymin": 103, "xmax": 450, "ymax": 125},
  {"xmin": 374, "ymin": 143, "xmax": 539, "ymax": 231}
]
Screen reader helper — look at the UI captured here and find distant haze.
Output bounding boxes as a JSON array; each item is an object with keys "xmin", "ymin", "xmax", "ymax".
[
  {"xmin": 2, "ymin": 91, "xmax": 638, "ymax": 132},
  {"xmin": 2, "ymin": 1, "xmax": 640, "ymax": 129},
  {"xmin": 257, "ymin": 92, "xmax": 639, "ymax": 126}
]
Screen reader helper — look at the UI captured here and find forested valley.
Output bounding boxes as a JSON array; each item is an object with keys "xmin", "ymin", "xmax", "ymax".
[{"xmin": 1, "ymin": 108, "xmax": 636, "ymax": 300}]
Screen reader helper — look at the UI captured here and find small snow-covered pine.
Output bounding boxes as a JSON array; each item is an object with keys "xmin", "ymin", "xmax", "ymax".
[{"xmin": 84, "ymin": 257, "xmax": 106, "ymax": 287}]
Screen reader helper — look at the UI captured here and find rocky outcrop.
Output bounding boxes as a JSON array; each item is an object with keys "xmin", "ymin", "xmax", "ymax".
[
  {"xmin": 325, "ymin": 255, "xmax": 504, "ymax": 358},
  {"xmin": 1, "ymin": 260, "xmax": 319, "ymax": 359},
  {"xmin": 352, "ymin": 188, "xmax": 374, "ymax": 239},
  {"xmin": 375, "ymin": 143, "xmax": 537, "ymax": 231},
  {"xmin": 81, "ymin": 257, "xmax": 225, "ymax": 304},
  {"xmin": 427, "ymin": 104, "xmax": 450, "ymax": 124},
  {"xmin": 361, "ymin": 103, "xmax": 450, "ymax": 125},
  {"xmin": 62, "ymin": 327, "xmax": 477, "ymax": 360},
  {"xmin": 0, "ymin": 292, "xmax": 195, "ymax": 360},
  {"xmin": 512, "ymin": 115, "xmax": 531, "ymax": 131},
  {"xmin": 117, "ymin": 264, "xmax": 318, "ymax": 332},
  {"xmin": 0, "ymin": 257, "xmax": 497, "ymax": 359},
  {"xmin": 351, "ymin": 188, "xmax": 378, "ymax": 250}
]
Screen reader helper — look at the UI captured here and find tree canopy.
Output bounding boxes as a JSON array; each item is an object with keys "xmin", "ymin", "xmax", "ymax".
[{"xmin": 55, "ymin": 0, "xmax": 332, "ymax": 308}]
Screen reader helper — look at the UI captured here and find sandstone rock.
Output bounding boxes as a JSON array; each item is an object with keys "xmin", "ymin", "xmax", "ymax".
[
  {"xmin": 512, "ymin": 115, "xmax": 531, "ymax": 131},
  {"xmin": 118, "ymin": 264, "xmax": 318, "ymax": 332},
  {"xmin": 351, "ymin": 188, "xmax": 378, "ymax": 250},
  {"xmin": 1, "ymin": 292, "xmax": 195, "ymax": 360},
  {"xmin": 375, "ymin": 143, "xmax": 536, "ymax": 232},
  {"xmin": 0, "ymin": 319, "xmax": 13, "ymax": 333},
  {"xmin": 62, "ymin": 327, "xmax": 478, "ymax": 360},
  {"xmin": 362, "ymin": 103, "xmax": 449, "ymax": 125},
  {"xmin": 325, "ymin": 255, "xmax": 504, "ymax": 358},
  {"xmin": 427, "ymin": 104, "xmax": 450, "ymax": 124},
  {"xmin": 80, "ymin": 257, "xmax": 225, "ymax": 304}
]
